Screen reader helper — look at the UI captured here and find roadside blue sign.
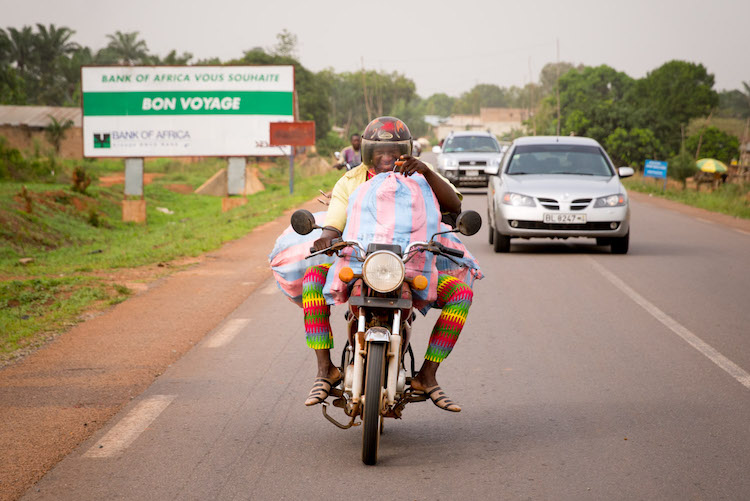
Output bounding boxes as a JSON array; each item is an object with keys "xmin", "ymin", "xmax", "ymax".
[{"xmin": 644, "ymin": 159, "xmax": 668, "ymax": 179}]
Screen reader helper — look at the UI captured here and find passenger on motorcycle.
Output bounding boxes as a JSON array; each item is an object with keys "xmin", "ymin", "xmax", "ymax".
[
  {"xmin": 332, "ymin": 133, "xmax": 362, "ymax": 170},
  {"xmin": 303, "ymin": 117, "xmax": 472, "ymax": 412}
]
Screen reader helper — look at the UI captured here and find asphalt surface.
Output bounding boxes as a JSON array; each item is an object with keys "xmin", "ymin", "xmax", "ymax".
[{"xmin": 22, "ymin": 164, "xmax": 750, "ymax": 500}]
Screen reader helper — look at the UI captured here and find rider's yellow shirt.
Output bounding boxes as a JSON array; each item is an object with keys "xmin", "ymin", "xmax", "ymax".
[{"xmin": 323, "ymin": 162, "xmax": 462, "ymax": 232}]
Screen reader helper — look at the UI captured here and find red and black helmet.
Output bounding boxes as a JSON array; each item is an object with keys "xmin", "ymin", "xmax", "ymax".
[{"xmin": 361, "ymin": 116, "xmax": 413, "ymax": 167}]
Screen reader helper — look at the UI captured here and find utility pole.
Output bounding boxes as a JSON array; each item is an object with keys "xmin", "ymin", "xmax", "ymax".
[
  {"xmin": 528, "ymin": 57, "xmax": 536, "ymax": 135},
  {"xmin": 556, "ymin": 38, "xmax": 561, "ymax": 136},
  {"xmin": 361, "ymin": 57, "xmax": 372, "ymax": 121}
]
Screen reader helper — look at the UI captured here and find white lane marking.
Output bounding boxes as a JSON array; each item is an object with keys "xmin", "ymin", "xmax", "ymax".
[
  {"xmin": 204, "ymin": 318, "xmax": 250, "ymax": 348},
  {"xmin": 589, "ymin": 259, "xmax": 750, "ymax": 390},
  {"xmin": 84, "ymin": 395, "xmax": 176, "ymax": 458}
]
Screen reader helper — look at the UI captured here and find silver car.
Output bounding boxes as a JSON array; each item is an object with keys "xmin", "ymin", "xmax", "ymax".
[
  {"xmin": 487, "ymin": 136, "xmax": 634, "ymax": 254},
  {"xmin": 435, "ymin": 131, "xmax": 504, "ymax": 187}
]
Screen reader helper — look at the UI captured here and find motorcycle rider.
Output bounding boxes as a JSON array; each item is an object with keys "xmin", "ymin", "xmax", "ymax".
[
  {"xmin": 332, "ymin": 133, "xmax": 362, "ymax": 170},
  {"xmin": 303, "ymin": 117, "xmax": 473, "ymax": 412}
]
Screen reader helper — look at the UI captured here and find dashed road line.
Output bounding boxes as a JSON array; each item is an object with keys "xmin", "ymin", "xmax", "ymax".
[
  {"xmin": 204, "ymin": 318, "xmax": 250, "ymax": 348},
  {"xmin": 84, "ymin": 395, "xmax": 176, "ymax": 458},
  {"xmin": 589, "ymin": 259, "xmax": 750, "ymax": 390}
]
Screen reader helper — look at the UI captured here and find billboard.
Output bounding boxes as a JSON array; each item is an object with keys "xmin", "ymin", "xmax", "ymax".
[{"xmin": 81, "ymin": 65, "xmax": 294, "ymax": 157}]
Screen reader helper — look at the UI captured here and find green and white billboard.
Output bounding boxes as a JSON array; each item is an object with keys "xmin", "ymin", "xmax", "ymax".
[{"xmin": 82, "ymin": 65, "xmax": 294, "ymax": 157}]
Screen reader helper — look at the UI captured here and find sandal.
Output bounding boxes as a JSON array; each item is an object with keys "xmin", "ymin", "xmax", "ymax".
[
  {"xmin": 413, "ymin": 384, "xmax": 461, "ymax": 412},
  {"xmin": 304, "ymin": 368, "xmax": 342, "ymax": 406}
]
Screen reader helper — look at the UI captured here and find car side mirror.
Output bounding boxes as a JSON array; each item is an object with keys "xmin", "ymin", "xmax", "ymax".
[
  {"xmin": 618, "ymin": 167, "xmax": 634, "ymax": 178},
  {"xmin": 456, "ymin": 210, "xmax": 482, "ymax": 236},
  {"xmin": 291, "ymin": 209, "xmax": 318, "ymax": 235},
  {"xmin": 432, "ymin": 145, "xmax": 441, "ymax": 154}
]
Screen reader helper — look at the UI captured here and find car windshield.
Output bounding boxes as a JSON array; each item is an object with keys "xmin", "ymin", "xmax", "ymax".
[
  {"xmin": 443, "ymin": 135, "xmax": 500, "ymax": 153},
  {"xmin": 505, "ymin": 144, "xmax": 613, "ymax": 176}
]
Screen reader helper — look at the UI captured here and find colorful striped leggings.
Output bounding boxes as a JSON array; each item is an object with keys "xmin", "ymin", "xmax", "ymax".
[{"xmin": 302, "ymin": 264, "xmax": 473, "ymax": 363}]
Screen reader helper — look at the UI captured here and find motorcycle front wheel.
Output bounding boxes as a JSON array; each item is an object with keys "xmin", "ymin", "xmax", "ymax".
[{"xmin": 361, "ymin": 342, "xmax": 386, "ymax": 465}]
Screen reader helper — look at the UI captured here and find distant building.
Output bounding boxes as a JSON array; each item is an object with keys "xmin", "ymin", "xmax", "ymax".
[
  {"xmin": 0, "ymin": 105, "xmax": 82, "ymax": 158},
  {"xmin": 434, "ymin": 107, "xmax": 529, "ymax": 141}
]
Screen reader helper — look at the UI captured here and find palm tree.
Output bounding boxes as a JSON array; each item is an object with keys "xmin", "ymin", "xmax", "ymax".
[
  {"xmin": 34, "ymin": 24, "xmax": 79, "ymax": 69},
  {"xmin": 5, "ymin": 26, "xmax": 37, "ymax": 76},
  {"xmin": 45, "ymin": 116, "xmax": 74, "ymax": 154},
  {"xmin": 101, "ymin": 31, "xmax": 150, "ymax": 65}
]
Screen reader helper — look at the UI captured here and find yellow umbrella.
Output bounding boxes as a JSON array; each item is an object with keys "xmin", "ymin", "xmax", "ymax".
[{"xmin": 696, "ymin": 158, "xmax": 728, "ymax": 173}]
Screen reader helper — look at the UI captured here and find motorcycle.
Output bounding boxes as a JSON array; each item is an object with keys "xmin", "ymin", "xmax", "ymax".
[
  {"xmin": 333, "ymin": 150, "xmax": 359, "ymax": 171},
  {"xmin": 290, "ymin": 208, "xmax": 481, "ymax": 465}
]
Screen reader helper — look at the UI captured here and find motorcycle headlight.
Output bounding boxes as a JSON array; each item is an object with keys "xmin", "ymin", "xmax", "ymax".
[
  {"xmin": 594, "ymin": 194, "xmax": 626, "ymax": 207},
  {"xmin": 362, "ymin": 251, "xmax": 405, "ymax": 293},
  {"xmin": 502, "ymin": 192, "xmax": 536, "ymax": 207}
]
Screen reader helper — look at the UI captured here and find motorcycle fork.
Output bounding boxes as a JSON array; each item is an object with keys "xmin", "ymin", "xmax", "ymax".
[{"xmin": 350, "ymin": 307, "xmax": 367, "ymax": 406}]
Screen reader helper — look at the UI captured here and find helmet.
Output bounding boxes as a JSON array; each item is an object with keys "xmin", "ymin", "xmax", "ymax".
[{"xmin": 361, "ymin": 116, "xmax": 413, "ymax": 167}]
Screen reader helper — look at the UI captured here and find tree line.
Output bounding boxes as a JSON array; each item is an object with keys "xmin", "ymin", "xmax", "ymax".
[{"xmin": 2, "ymin": 25, "xmax": 748, "ymax": 165}]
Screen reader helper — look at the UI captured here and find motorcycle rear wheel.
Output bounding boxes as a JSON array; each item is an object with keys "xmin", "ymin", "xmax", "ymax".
[{"xmin": 361, "ymin": 342, "xmax": 386, "ymax": 465}]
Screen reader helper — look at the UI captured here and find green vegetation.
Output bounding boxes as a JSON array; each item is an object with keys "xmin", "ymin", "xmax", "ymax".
[
  {"xmin": 0, "ymin": 155, "xmax": 340, "ymax": 359},
  {"xmin": 623, "ymin": 175, "xmax": 750, "ymax": 220},
  {"xmin": 0, "ymin": 276, "xmax": 129, "ymax": 355}
]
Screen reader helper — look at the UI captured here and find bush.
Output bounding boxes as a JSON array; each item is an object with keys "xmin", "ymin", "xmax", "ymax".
[
  {"xmin": 315, "ymin": 131, "xmax": 347, "ymax": 158},
  {"xmin": 0, "ymin": 137, "xmax": 56, "ymax": 182},
  {"xmin": 71, "ymin": 166, "xmax": 92, "ymax": 193},
  {"xmin": 669, "ymin": 148, "xmax": 697, "ymax": 188},
  {"xmin": 686, "ymin": 126, "xmax": 740, "ymax": 164}
]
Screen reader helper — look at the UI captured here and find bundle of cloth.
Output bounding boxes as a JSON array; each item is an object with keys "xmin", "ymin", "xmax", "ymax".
[{"xmin": 269, "ymin": 171, "xmax": 482, "ymax": 313}]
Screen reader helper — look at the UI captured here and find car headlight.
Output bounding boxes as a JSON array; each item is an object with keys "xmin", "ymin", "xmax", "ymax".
[
  {"xmin": 594, "ymin": 194, "xmax": 626, "ymax": 207},
  {"xmin": 501, "ymin": 192, "xmax": 536, "ymax": 207},
  {"xmin": 485, "ymin": 158, "xmax": 501, "ymax": 175},
  {"xmin": 443, "ymin": 158, "xmax": 458, "ymax": 168},
  {"xmin": 362, "ymin": 251, "xmax": 405, "ymax": 293}
]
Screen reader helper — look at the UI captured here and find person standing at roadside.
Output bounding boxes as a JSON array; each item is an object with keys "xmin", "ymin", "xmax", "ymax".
[{"xmin": 333, "ymin": 133, "xmax": 362, "ymax": 170}]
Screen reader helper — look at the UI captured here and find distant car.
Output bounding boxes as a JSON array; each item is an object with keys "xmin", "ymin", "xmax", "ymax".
[
  {"xmin": 435, "ymin": 131, "xmax": 504, "ymax": 187},
  {"xmin": 487, "ymin": 136, "xmax": 634, "ymax": 254}
]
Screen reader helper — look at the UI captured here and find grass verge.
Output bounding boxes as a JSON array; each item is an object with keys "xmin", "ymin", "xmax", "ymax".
[
  {"xmin": 0, "ymin": 157, "xmax": 339, "ymax": 361},
  {"xmin": 622, "ymin": 174, "xmax": 750, "ymax": 220}
]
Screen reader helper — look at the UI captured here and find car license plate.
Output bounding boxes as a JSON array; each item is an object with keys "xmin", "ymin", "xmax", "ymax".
[
  {"xmin": 466, "ymin": 170, "xmax": 479, "ymax": 177},
  {"xmin": 543, "ymin": 213, "xmax": 586, "ymax": 224}
]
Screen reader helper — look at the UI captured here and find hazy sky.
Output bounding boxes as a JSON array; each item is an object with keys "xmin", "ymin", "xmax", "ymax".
[{"xmin": 3, "ymin": 0, "xmax": 748, "ymax": 97}]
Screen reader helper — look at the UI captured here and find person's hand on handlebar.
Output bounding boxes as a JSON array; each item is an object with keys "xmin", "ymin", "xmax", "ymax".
[{"xmin": 312, "ymin": 227, "xmax": 341, "ymax": 253}]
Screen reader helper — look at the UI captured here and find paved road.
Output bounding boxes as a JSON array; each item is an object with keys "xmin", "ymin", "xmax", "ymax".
[{"xmin": 24, "ymin": 164, "xmax": 750, "ymax": 500}]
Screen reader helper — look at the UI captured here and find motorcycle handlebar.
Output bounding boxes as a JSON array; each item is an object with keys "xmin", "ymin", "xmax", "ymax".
[{"xmin": 434, "ymin": 242, "xmax": 465, "ymax": 258}]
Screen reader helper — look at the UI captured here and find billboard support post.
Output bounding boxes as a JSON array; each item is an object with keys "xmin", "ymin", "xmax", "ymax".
[
  {"xmin": 223, "ymin": 157, "xmax": 248, "ymax": 212},
  {"xmin": 123, "ymin": 158, "xmax": 146, "ymax": 223},
  {"xmin": 269, "ymin": 121, "xmax": 315, "ymax": 196},
  {"xmin": 289, "ymin": 150, "xmax": 295, "ymax": 195}
]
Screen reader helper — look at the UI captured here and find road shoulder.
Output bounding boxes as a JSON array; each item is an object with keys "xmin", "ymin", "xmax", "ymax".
[
  {"xmin": 628, "ymin": 191, "xmax": 750, "ymax": 233},
  {"xmin": 0, "ymin": 198, "xmax": 320, "ymax": 501}
]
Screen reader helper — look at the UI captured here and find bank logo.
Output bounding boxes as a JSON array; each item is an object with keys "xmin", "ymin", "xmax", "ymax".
[{"xmin": 93, "ymin": 133, "xmax": 111, "ymax": 149}]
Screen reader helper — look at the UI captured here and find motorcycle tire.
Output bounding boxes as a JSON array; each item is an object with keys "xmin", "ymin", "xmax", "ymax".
[{"xmin": 361, "ymin": 342, "xmax": 386, "ymax": 465}]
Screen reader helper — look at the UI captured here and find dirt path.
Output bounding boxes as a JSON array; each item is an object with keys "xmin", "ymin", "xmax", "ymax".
[{"xmin": 0, "ymin": 198, "xmax": 322, "ymax": 501}]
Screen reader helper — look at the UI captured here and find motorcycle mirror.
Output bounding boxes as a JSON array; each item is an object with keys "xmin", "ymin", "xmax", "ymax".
[
  {"xmin": 291, "ymin": 209, "xmax": 318, "ymax": 235},
  {"xmin": 333, "ymin": 151, "xmax": 341, "ymax": 160},
  {"xmin": 456, "ymin": 210, "xmax": 482, "ymax": 236}
]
